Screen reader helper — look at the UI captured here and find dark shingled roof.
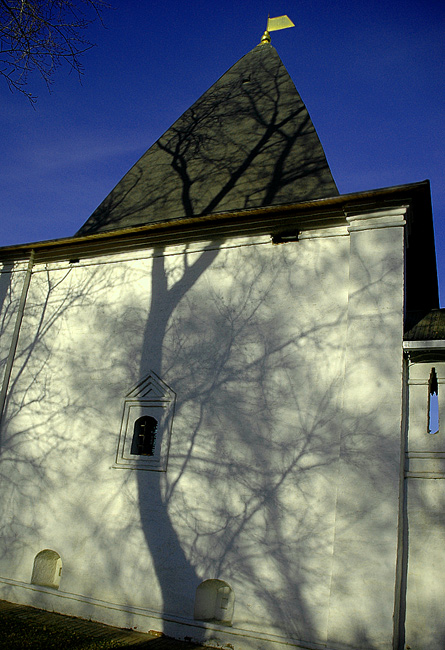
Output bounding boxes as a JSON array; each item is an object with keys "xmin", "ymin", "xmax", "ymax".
[
  {"xmin": 405, "ymin": 309, "xmax": 445, "ymax": 340},
  {"xmin": 78, "ymin": 43, "xmax": 338, "ymax": 236}
]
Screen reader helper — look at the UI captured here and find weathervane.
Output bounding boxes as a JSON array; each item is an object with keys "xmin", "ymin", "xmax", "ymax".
[{"xmin": 260, "ymin": 15, "xmax": 295, "ymax": 44}]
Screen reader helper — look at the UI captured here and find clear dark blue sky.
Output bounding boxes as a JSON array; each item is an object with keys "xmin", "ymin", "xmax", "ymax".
[{"xmin": 2, "ymin": 1, "xmax": 444, "ymax": 301}]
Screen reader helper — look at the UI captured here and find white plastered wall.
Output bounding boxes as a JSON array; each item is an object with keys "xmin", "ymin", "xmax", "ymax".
[
  {"xmin": 0, "ymin": 215, "xmax": 407, "ymax": 650},
  {"xmin": 327, "ymin": 208, "xmax": 406, "ymax": 650}
]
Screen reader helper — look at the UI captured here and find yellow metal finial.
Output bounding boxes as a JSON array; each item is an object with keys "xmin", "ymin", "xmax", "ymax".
[{"xmin": 259, "ymin": 15, "xmax": 295, "ymax": 44}]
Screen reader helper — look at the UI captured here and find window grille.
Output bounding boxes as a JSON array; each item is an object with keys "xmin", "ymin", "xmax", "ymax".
[{"xmin": 131, "ymin": 416, "xmax": 158, "ymax": 455}]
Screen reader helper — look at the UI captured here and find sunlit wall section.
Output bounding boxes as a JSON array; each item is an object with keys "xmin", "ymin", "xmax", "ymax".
[{"xmin": 0, "ymin": 208, "xmax": 411, "ymax": 650}]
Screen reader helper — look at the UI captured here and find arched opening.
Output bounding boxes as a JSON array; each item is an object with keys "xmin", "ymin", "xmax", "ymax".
[
  {"xmin": 31, "ymin": 549, "xmax": 62, "ymax": 589},
  {"xmin": 194, "ymin": 579, "xmax": 234, "ymax": 625},
  {"xmin": 131, "ymin": 415, "xmax": 158, "ymax": 455},
  {"xmin": 428, "ymin": 367, "xmax": 439, "ymax": 434}
]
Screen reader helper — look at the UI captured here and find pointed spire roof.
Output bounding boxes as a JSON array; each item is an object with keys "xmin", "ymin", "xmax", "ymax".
[{"xmin": 78, "ymin": 43, "xmax": 338, "ymax": 236}]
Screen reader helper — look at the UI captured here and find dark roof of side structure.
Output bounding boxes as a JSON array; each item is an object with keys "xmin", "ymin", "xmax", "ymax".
[
  {"xmin": 78, "ymin": 43, "xmax": 338, "ymax": 236},
  {"xmin": 405, "ymin": 309, "xmax": 445, "ymax": 340}
]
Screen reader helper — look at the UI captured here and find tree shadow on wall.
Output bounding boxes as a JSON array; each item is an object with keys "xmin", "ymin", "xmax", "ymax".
[
  {"xmin": 0, "ymin": 264, "xmax": 120, "ymax": 576},
  {"xmin": 135, "ymin": 242, "xmax": 343, "ymax": 642},
  {"xmin": 0, "ymin": 243, "xmax": 413, "ymax": 649},
  {"xmin": 131, "ymin": 226, "xmax": 407, "ymax": 649}
]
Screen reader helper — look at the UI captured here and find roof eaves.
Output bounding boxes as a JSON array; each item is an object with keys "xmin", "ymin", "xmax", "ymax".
[{"xmin": 0, "ymin": 180, "xmax": 432, "ymax": 264}]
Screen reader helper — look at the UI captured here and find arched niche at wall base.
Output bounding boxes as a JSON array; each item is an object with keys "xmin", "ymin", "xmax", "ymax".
[
  {"xmin": 194, "ymin": 579, "xmax": 235, "ymax": 626},
  {"xmin": 31, "ymin": 549, "xmax": 62, "ymax": 589}
]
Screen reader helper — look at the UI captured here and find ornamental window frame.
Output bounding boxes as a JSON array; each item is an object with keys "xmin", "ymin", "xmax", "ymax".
[{"xmin": 114, "ymin": 371, "xmax": 176, "ymax": 471}]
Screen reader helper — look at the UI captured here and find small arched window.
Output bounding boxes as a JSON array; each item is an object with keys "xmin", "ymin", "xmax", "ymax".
[
  {"xmin": 131, "ymin": 415, "xmax": 158, "ymax": 456},
  {"xmin": 428, "ymin": 367, "xmax": 439, "ymax": 435}
]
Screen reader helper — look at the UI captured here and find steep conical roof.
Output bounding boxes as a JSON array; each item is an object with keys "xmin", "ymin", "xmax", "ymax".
[{"xmin": 78, "ymin": 43, "xmax": 338, "ymax": 235}]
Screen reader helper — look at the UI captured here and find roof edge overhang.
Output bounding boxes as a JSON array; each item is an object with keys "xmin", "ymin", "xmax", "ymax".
[
  {"xmin": 0, "ymin": 180, "xmax": 433, "ymax": 266},
  {"xmin": 403, "ymin": 341, "xmax": 445, "ymax": 350},
  {"xmin": 403, "ymin": 341, "xmax": 445, "ymax": 363}
]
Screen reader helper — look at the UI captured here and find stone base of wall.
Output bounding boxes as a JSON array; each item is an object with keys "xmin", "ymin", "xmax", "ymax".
[{"xmin": 0, "ymin": 577, "xmax": 333, "ymax": 650}]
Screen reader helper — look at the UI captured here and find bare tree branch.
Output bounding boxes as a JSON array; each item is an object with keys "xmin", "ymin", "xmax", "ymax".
[{"xmin": 0, "ymin": 0, "xmax": 109, "ymax": 102}]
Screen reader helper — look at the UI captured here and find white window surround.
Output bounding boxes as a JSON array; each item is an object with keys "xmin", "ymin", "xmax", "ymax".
[
  {"xmin": 406, "ymin": 361, "xmax": 445, "ymax": 478},
  {"xmin": 114, "ymin": 371, "xmax": 176, "ymax": 471}
]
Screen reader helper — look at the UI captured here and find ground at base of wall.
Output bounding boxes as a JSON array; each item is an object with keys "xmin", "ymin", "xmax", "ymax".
[{"xmin": 0, "ymin": 600, "xmax": 209, "ymax": 650}]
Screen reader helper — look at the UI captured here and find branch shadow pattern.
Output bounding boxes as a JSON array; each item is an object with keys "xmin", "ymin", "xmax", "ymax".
[{"xmin": 0, "ymin": 234, "xmax": 407, "ymax": 649}]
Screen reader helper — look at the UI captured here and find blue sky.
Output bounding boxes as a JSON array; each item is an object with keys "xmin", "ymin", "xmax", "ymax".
[{"xmin": 1, "ymin": 0, "xmax": 444, "ymax": 301}]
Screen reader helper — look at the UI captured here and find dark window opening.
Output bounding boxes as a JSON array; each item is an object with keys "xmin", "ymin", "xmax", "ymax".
[
  {"xmin": 131, "ymin": 416, "xmax": 158, "ymax": 455},
  {"xmin": 272, "ymin": 230, "xmax": 300, "ymax": 244},
  {"xmin": 428, "ymin": 367, "xmax": 439, "ymax": 435}
]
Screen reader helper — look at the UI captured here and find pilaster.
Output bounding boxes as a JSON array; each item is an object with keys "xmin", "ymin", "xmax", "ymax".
[{"xmin": 327, "ymin": 207, "xmax": 407, "ymax": 649}]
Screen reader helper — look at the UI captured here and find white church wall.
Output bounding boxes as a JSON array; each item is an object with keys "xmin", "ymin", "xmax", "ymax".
[
  {"xmin": 0, "ymin": 219, "xmax": 408, "ymax": 649},
  {"xmin": 327, "ymin": 211, "xmax": 406, "ymax": 649}
]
